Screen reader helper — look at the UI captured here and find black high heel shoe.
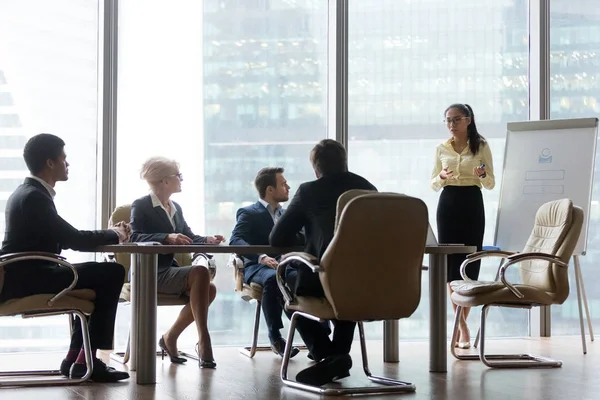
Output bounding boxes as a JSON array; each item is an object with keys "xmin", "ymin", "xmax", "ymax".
[
  {"xmin": 159, "ymin": 336, "xmax": 187, "ymax": 364},
  {"xmin": 195, "ymin": 342, "xmax": 216, "ymax": 369}
]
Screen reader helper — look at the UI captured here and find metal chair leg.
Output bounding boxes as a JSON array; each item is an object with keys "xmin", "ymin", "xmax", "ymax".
[
  {"xmin": 280, "ymin": 313, "xmax": 415, "ymax": 396},
  {"xmin": 451, "ymin": 306, "xmax": 477, "ymax": 361},
  {"xmin": 110, "ymin": 331, "xmax": 131, "ymax": 364},
  {"xmin": 0, "ymin": 310, "xmax": 93, "ymax": 386},
  {"xmin": 474, "ymin": 307, "xmax": 490, "ymax": 349},
  {"xmin": 475, "ymin": 260, "xmax": 503, "ymax": 349},
  {"xmin": 453, "ymin": 304, "xmax": 562, "ymax": 368},
  {"xmin": 240, "ymin": 300, "xmax": 272, "ymax": 358}
]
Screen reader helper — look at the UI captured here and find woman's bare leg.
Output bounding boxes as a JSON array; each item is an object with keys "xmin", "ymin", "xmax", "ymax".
[
  {"xmin": 163, "ymin": 269, "xmax": 217, "ymax": 357},
  {"xmin": 187, "ymin": 266, "xmax": 214, "ymax": 361},
  {"xmin": 448, "ymin": 284, "xmax": 471, "ymax": 343}
]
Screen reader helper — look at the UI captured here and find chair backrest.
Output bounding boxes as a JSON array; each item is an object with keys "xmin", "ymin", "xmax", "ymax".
[
  {"xmin": 320, "ymin": 192, "xmax": 428, "ymax": 321},
  {"xmin": 334, "ymin": 189, "xmax": 376, "ymax": 232},
  {"xmin": 109, "ymin": 204, "xmax": 191, "ymax": 281},
  {"xmin": 518, "ymin": 199, "xmax": 583, "ymax": 303}
]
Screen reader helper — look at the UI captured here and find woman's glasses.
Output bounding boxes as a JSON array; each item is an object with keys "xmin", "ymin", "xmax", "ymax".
[
  {"xmin": 167, "ymin": 173, "xmax": 183, "ymax": 180},
  {"xmin": 444, "ymin": 116, "xmax": 467, "ymax": 125}
]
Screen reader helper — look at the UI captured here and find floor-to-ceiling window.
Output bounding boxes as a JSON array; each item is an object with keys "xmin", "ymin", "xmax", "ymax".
[
  {"xmin": 116, "ymin": 0, "xmax": 330, "ymax": 348},
  {"xmin": 548, "ymin": 0, "xmax": 600, "ymax": 335},
  {"xmin": 3, "ymin": 0, "xmax": 599, "ymax": 355},
  {"xmin": 0, "ymin": 0, "xmax": 101, "ymax": 352},
  {"xmin": 347, "ymin": 0, "xmax": 530, "ymax": 338}
]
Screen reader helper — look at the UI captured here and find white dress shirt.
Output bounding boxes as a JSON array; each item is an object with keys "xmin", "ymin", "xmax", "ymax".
[
  {"xmin": 150, "ymin": 192, "xmax": 177, "ymax": 230},
  {"xmin": 28, "ymin": 175, "xmax": 56, "ymax": 198}
]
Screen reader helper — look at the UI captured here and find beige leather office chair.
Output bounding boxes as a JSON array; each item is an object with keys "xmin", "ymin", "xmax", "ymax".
[
  {"xmin": 107, "ymin": 204, "xmax": 215, "ymax": 363},
  {"xmin": 450, "ymin": 198, "xmax": 583, "ymax": 368},
  {"xmin": 275, "ymin": 191, "xmax": 428, "ymax": 395},
  {"xmin": 0, "ymin": 253, "xmax": 94, "ymax": 386}
]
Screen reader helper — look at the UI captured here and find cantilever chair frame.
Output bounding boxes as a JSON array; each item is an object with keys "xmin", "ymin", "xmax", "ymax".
[
  {"xmin": 229, "ymin": 254, "xmax": 271, "ymax": 358},
  {"xmin": 229, "ymin": 253, "xmax": 307, "ymax": 358},
  {"xmin": 470, "ymin": 250, "xmax": 515, "ymax": 349},
  {"xmin": 451, "ymin": 251, "xmax": 569, "ymax": 368},
  {"xmin": 275, "ymin": 253, "xmax": 416, "ymax": 396},
  {"xmin": 0, "ymin": 252, "xmax": 93, "ymax": 386},
  {"xmin": 471, "ymin": 251, "xmax": 595, "ymax": 355}
]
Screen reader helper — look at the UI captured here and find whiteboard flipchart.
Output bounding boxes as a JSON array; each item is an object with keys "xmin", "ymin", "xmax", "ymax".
[{"xmin": 495, "ymin": 118, "xmax": 599, "ymax": 255}]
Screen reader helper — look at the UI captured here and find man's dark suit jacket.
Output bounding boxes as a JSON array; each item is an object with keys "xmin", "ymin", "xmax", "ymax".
[
  {"xmin": 229, "ymin": 201, "xmax": 282, "ymax": 282},
  {"xmin": 269, "ymin": 171, "xmax": 377, "ymax": 293},
  {"xmin": 2, "ymin": 178, "xmax": 119, "ymax": 266},
  {"xmin": 130, "ymin": 194, "xmax": 207, "ymax": 273}
]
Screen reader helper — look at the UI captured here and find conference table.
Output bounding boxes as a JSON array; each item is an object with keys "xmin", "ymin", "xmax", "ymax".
[{"xmin": 96, "ymin": 243, "xmax": 474, "ymax": 384}]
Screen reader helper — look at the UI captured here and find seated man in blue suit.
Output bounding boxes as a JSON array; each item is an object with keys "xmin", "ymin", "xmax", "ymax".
[{"xmin": 230, "ymin": 167, "xmax": 302, "ymax": 357}]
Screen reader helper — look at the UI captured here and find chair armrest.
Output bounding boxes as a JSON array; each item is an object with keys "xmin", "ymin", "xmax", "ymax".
[
  {"xmin": 192, "ymin": 253, "xmax": 217, "ymax": 279},
  {"xmin": 276, "ymin": 252, "xmax": 322, "ymax": 305},
  {"xmin": 280, "ymin": 252, "xmax": 322, "ymax": 272},
  {"xmin": 505, "ymin": 252, "xmax": 569, "ymax": 268},
  {"xmin": 465, "ymin": 250, "xmax": 516, "ymax": 260},
  {"xmin": 0, "ymin": 251, "xmax": 67, "ymax": 262},
  {"xmin": 227, "ymin": 253, "xmax": 244, "ymax": 270},
  {"xmin": 228, "ymin": 253, "xmax": 244, "ymax": 292},
  {"xmin": 0, "ymin": 252, "xmax": 77, "ymax": 305},
  {"xmin": 497, "ymin": 253, "xmax": 569, "ymax": 299},
  {"xmin": 460, "ymin": 250, "xmax": 518, "ymax": 282}
]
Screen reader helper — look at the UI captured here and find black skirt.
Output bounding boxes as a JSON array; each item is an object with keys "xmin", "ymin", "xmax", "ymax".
[{"xmin": 436, "ymin": 185, "xmax": 485, "ymax": 282}]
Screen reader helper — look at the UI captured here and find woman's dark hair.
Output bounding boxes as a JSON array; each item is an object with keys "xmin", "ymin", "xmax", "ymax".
[{"xmin": 444, "ymin": 103, "xmax": 487, "ymax": 155}]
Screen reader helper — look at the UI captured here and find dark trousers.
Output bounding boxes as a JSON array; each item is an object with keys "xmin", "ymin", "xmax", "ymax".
[
  {"xmin": 285, "ymin": 264, "xmax": 354, "ymax": 361},
  {"xmin": 436, "ymin": 185, "xmax": 485, "ymax": 282},
  {"xmin": 0, "ymin": 261, "xmax": 125, "ymax": 350},
  {"xmin": 246, "ymin": 264, "xmax": 285, "ymax": 342}
]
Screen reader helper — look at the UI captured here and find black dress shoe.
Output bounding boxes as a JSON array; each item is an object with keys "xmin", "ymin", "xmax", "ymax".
[
  {"xmin": 159, "ymin": 336, "xmax": 187, "ymax": 364},
  {"xmin": 271, "ymin": 338, "xmax": 299, "ymax": 359},
  {"xmin": 296, "ymin": 354, "xmax": 352, "ymax": 386},
  {"xmin": 60, "ymin": 359, "xmax": 74, "ymax": 377},
  {"xmin": 70, "ymin": 358, "xmax": 129, "ymax": 382},
  {"xmin": 194, "ymin": 342, "xmax": 217, "ymax": 369}
]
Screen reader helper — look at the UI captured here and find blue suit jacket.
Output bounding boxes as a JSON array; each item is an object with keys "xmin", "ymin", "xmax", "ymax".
[
  {"xmin": 130, "ymin": 195, "xmax": 207, "ymax": 273},
  {"xmin": 230, "ymin": 201, "xmax": 304, "ymax": 282}
]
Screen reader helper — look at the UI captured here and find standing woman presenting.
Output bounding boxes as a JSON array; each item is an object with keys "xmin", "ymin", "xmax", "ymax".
[{"xmin": 431, "ymin": 103, "xmax": 495, "ymax": 349}]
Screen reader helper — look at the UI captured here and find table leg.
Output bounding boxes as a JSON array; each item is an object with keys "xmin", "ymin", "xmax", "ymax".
[
  {"xmin": 383, "ymin": 320, "xmax": 399, "ymax": 362},
  {"xmin": 429, "ymin": 253, "xmax": 447, "ymax": 372},
  {"xmin": 129, "ymin": 253, "xmax": 139, "ymax": 371},
  {"xmin": 133, "ymin": 253, "xmax": 158, "ymax": 384}
]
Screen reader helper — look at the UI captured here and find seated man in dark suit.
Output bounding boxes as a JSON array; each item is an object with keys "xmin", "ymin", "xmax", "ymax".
[
  {"xmin": 270, "ymin": 139, "xmax": 377, "ymax": 386},
  {"xmin": 0, "ymin": 133, "xmax": 130, "ymax": 382},
  {"xmin": 230, "ymin": 167, "xmax": 301, "ymax": 357}
]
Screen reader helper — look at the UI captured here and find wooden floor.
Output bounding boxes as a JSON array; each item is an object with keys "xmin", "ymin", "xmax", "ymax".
[{"xmin": 0, "ymin": 337, "xmax": 597, "ymax": 399}]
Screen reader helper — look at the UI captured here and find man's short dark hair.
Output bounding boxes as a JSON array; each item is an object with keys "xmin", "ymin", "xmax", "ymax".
[
  {"xmin": 23, "ymin": 133, "xmax": 65, "ymax": 175},
  {"xmin": 254, "ymin": 167, "xmax": 284, "ymax": 198},
  {"xmin": 310, "ymin": 139, "xmax": 348, "ymax": 176}
]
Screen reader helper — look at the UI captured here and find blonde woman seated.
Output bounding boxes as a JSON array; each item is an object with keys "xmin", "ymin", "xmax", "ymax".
[{"xmin": 130, "ymin": 156, "xmax": 225, "ymax": 368}]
